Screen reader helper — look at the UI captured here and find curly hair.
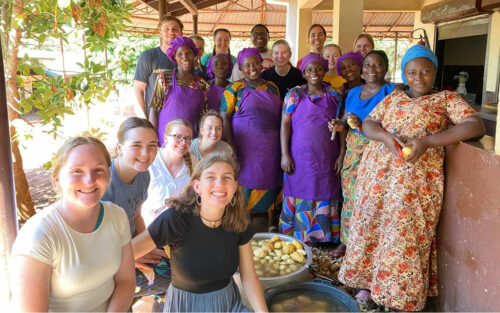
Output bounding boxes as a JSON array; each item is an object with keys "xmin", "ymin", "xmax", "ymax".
[{"xmin": 166, "ymin": 153, "xmax": 248, "ymax": 233}]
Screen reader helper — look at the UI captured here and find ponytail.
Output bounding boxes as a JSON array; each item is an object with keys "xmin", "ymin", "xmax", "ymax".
[{"xmin": 183, "ymin": 153, "xmax": 193, "ymax": 175}]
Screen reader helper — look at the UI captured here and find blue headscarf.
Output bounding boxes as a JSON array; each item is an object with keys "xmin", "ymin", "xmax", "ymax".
[{"xmin": 401, "ymin": 45, "xmax": 438, "ymax": 85}]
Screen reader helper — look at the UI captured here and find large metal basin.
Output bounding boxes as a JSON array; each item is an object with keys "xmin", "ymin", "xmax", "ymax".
[
  {"xmin": 266, "ymin": 281, "xmax": 360, "ymax": 312},
  {"xmin": 251, "ymin": 232, "xmax": 313, "ymax": 290}
]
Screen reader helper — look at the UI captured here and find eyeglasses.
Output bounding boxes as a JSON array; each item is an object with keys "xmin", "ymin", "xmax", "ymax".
[
  {"xmin": 251, "ymin": 31, "xmax": 268, "ymax": 38},
  {"xmin": 166, "ymin": 134, "xmax": 192, "ymax": 143}
]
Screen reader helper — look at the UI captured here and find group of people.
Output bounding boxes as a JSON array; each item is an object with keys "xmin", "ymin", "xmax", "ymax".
[{"xmin": 9, "ymin": 14, "xmax": 486, "ymax": 313}]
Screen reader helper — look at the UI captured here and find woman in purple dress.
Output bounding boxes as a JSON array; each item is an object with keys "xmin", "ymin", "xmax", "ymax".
[
  {"xmin": 206, "ymin": 53, "xmax": 233, "ymax": 111},
  {"xmin": 220, "ymin": 48, "xmax": 282, "ymax": 222},
  {"xmin": 149, "ymin": 36, "xmax": 208, "ymax": 145},
  {"xmin": 279, "ymin": 53, "xmax": 345, "ymax": 244}
]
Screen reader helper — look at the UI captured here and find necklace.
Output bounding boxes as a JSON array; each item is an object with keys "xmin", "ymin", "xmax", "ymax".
[{"xmin": 200, "ymin": 215, "xmax": 222, "ymax": 228}]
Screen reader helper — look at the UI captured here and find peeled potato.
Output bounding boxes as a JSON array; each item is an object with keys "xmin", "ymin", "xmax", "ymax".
[
  {"xmin": 283, "ymin": 242, "xmax": 296, "ymax": 254},
  {"xmin": 273, "ymin": 241, "xmax": 283, "ymax": 249},
  {"xmin": 291, "ymin": 251, "xmax": 305, "ymax": 263},
  {"xmin": 254, "ymin": 248, "xmax": 267, "ymax": 258},
  {"xmin": 296, "ymin": 248, "xmax": 307, "ymax": 255},
  {"xmin": 402, "ymin": 146, "xmax": 413, "ymax": 159},
  {"xmin": 262, "ymin": 242, "xmax": 274, "ymax": 253},
  {"xmin": 269, "ymin": 235, "xmax": 281, "ymax": 243},
  {"xmin": 291, "ymin": 240, "xmax": 303, "ymax": 250}
]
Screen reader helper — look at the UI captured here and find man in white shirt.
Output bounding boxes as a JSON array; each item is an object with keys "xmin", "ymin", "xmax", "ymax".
[{"xmin": 230, "ymin": 24, "xmax": 274, "ymax": 82}]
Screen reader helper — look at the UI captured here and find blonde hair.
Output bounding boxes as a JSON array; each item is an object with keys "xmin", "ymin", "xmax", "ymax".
[
  {"xmin": 166, "ymin": 153, "xmax": 248, "ymax": 233},
  {"xmin": 165, "ymin": 119, "xmax": 194, "ymax": 175},
  {"xmin": 52, "ymin": 137, "xmax": 111, "ymax": 192},
  {"xmin": 323, "ymin": 43, "xmax": 342, "ymax": 56},
  {"xmin": 353, "ymin": 33, "xmax": 375, "ymax": 50},
  {"xmin": 272, "ymin": 40, "xmax": 291, "ymax": 52}
]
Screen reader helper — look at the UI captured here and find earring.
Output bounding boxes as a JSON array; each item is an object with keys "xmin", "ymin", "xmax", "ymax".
[
  {"xmin": 196, "ymin": 195, "xmax": 201, "ymax": 205},
  {"xmin": 230, "ymin": 196, "xmax": 236, "ymax": 206}
]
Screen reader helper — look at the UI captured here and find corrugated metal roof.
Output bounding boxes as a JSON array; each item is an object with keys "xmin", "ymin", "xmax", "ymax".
[{"xmin": 128, "ymin": 0, "xmax": 414, "ymax": 38}]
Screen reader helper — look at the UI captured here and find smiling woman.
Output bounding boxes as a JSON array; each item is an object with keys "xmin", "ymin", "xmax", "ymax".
[
  {"xmin": 220, "ymin": 48, "xmax": 283, "ymax": 219},
  {"xmin": 132, "ymin": 153, "xmax": 268, "ymax": 312},
  {"xmin": 149, "ymin": 37, "xmax": 209, "ymax": 144},
  {"xmin": 279, "ymin": 53, "xmax": 344, "ymax": 244},
  {"xmin": 338, "ymin": 45, "xmax": 485, "ymax": 311},
  {"xmin": 190, "ymin": 110, "xmax": 234, "ymax": 161},
  {"xmin": 9, "ymin": 137, "xmax": 135, "ymax": 312},
  {"xmin": 141, "ymin": 119, "xmax": 199, "ymax": 226}
]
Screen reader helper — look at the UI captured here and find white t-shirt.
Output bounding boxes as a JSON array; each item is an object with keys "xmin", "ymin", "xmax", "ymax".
[
  {"xmin": 10, "ymin": 201, "xmax": 131, "ymax": 312},
  {"xmin": 230, "ymin": 49, "xmax": 274, "ymax": 82},
  {"xmin": 141, "ymin": 149, "xmax": 198, "ymax": 226}
]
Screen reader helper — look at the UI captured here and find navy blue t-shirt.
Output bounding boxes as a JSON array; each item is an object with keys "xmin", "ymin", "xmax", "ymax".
[{"xmin": 134, "ymin": 47, "xmax": 176, "ymax": 116}]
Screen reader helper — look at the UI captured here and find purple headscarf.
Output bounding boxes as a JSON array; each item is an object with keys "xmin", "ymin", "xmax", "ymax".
[
  {"xmin": 166, "ymin": 36, "xmax": 199, "ymax": 64},
  {"xmin": 298, "ymin": 52, "xmax": 329, "ymax": 77},
  {"xmin": 236, "ymin": 48, "xmax": 263, "ymax": 70},
  {"xmin": 336, "ymin": 51, "xmax": 363, "ymax": 77},
  {"xmin": 207, "ymin": 53, "xmax": 234, "ymax": 79}
]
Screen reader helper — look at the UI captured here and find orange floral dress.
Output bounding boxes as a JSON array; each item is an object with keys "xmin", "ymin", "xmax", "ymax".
[{"xmin": 338, "ymin": 90, "xmax": 477, "ymax": 311}]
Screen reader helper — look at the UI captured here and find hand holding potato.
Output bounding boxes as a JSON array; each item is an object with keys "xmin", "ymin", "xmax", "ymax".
[
  {"xmin": 347, "ymin": 112, "xmax": 362, "ymax": 132},
  {"xmin": 382, "ymin": 131, "xmax": 405, "ymax": 158},
  {"xmin": 404, "ymin": 137, "xmax": 430, "ymax": 164}
]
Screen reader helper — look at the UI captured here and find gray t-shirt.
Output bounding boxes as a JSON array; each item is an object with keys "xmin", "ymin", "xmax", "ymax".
[
  {"xmin": 189, "ymin": 138, "xmax": 234, "ymax": 161},
  {"xmin": 101, "ymin": 159, "xmax": 150, "ymax": 235},
  {"xmin": 134, "ymin": 46, "xmax": 176, "ymax": 116}
]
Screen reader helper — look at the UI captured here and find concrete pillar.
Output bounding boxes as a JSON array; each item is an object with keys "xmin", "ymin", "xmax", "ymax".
[
  {"xmin": 297, "ymin": 8, "xmax": 313, "ymax": 61},
  {"xmin": 332, "ymin": 0, "xmax": 363, "ymax": 53},
  {"xmin": 285, "ymin": 0, "xmax": 299, "ymax": 65},
  {"xmin": 487, "ymin": 12, "xmax": 500, "ymax": 154},
  {"xmin": 286, "ymin": 0, "xmax": 313, "ymax": 65},
  {"xmin": 413, "ymin": 10, "xmax": 436, "ymax": 51}
]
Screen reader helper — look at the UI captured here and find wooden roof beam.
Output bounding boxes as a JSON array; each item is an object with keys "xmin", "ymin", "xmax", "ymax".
[
  {"xmin": 170, "ymin": 0, "xmax": 227, "ymax": 17},
  {"xmin": 178, "ymin": 0, "xmax": 198, "ymax": 15}
]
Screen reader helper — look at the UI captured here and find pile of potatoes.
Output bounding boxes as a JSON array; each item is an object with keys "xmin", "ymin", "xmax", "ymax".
[{"xmin": 251, "ymin": 236, "xmax": 308, "ymax": 277}]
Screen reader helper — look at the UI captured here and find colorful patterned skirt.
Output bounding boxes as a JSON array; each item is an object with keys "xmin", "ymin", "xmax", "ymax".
[
  {"xmin": 279, "ymin": 197, "xmax": 340, "ymax": 243},
  {"xmin": 340, "ymin": 130, "xmax": 370, "ymax": 244},
  {"xmin": 242, "ymin": 186, "xmax": 283, "ymax": 213}
]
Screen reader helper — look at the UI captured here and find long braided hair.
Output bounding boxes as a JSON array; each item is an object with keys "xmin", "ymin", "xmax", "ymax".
[{"xmin": 164, "ymin": 119, "xmax": 194, "ymax": 175}]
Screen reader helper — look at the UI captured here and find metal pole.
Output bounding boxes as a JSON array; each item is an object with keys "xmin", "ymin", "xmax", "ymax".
[
  {"xmin": 0, "ymin": 34, "xmax": 19, "ymax": 306},
  {"xmin": 193, "ymin": 14, "xmax": 198, "ymax": 35}
]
